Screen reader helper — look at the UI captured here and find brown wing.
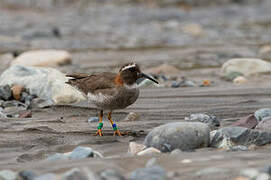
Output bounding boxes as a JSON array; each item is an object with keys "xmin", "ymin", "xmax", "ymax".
[{"xmin": 66, "ymin": 72, "xmax": 117, "ymax": 95}]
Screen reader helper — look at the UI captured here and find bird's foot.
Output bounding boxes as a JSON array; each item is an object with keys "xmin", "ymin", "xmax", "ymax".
[
  {"xmin": 94, "ymin": 122, "xmax": 103, "ymax": 136},
  {"xmin": 112, "ymin": 123, "xmax": 122, "ymax": 136},
  {"xmin": 113, "ymin": 129, "xmax": 122, "ymax": 136}
]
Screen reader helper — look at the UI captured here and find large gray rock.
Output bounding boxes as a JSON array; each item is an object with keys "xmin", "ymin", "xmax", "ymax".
[
  {"xmin": 0, "ymin": 66, "xmax": 86, "ymax": 104},
  {"xmin": 144, "ymin": 122, "xmax": 210, "ymax": 152},
  {"xmin": 68, "ymin": 146, "xmax": 94, "ymax": 160},
  {"xmin": 256, "ymin": 117, "xmax": 271, "ymax": 131},
  {"xmin": 210, "ymin": 126, "xmax": 271, "ymax": 147}
]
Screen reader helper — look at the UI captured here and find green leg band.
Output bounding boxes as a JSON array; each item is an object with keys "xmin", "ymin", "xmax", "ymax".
[
  {"xmin": 97, "ymin": 122, "xmax": 103, "ymax": 130},
  {"xmin": 112, "ymin": 123, "xmax": 118, "ymax": 131}
]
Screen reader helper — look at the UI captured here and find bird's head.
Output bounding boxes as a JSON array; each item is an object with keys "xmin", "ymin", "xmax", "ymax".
[{"xmin": 119, "ymin": 62, "xmax": 159, "ymax": 86}]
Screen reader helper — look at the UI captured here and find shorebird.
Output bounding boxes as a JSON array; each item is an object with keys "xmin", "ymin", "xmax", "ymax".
[{"xmin": 66, "ymin": 63, "xmax": 159, "ymax": 136}]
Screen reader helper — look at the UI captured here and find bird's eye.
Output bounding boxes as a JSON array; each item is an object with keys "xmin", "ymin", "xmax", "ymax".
[{"xmin": 129, "ymin": 67, "xmax": 136, "ymax": 72}]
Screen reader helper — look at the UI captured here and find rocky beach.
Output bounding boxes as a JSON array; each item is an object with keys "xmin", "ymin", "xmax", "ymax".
[{"xmin": 1, "ymin": 0, "xmax": 271, "ymax": 179}]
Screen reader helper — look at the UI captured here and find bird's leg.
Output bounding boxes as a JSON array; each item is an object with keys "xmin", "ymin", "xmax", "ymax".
[
  {"xmin": 95, "ymin": 110, "xmax": 103, "ymax": 136},
  {"xmin": 107, "ymin": 112, "xmax": 122, "ymax": 136}
]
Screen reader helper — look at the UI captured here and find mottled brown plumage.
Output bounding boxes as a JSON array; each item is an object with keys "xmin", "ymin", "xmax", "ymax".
[{"xmin": 66, "ymin": 63, "xmax": 158, "ymax": 136}]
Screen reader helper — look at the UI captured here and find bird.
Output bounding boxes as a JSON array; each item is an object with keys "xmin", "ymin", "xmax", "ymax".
[{"xmin": 66, "ymin": 62, "xmax": 159, "ymax": 136}]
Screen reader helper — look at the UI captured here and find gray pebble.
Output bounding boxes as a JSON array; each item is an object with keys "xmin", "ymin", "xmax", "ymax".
[
  {"xmin": 255, "ymin": 108, "xmax": 271, "ymax": 121},
  {"xmin": 68, "ymin": 146, "xmax": 94, "ymax": 160},
  {"xmin": 240, "ymin": 168, "xmax": 259, "ymax": 179},
  {"xmin": 19, "ymin": 170, "xmax": 37, "ymax": 180},
  {"xmin": 34, "ymin": 173, "xmax": 58, "ymax": 180},
  {"xmin": 88, "ymin": 117, "xmax": 99, "ymax": 123},
  {"xmin": 0, "ymin": 85, "xmax": 12, "ymax": 101},
  {"xmin": 62, "ymin": 168, "xmax": 88, "ymax": 180},
  {"xmin": 130, "ymin": 166, "xmax": 167, "ymax": 180},
  {"xmin": 100, "ymin": 169, "xmax": 125, "ymax": 180},
  {"xmin": 261, "ymin": 164, "xmax": 271, "ymax": 175}
]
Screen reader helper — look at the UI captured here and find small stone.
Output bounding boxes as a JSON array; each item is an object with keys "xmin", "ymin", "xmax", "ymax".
[
  {"xmin": 81, "ymin": 168, "xmax": 102, "ymax": 180},
  {"xmin": 19, "ymin": 110, "xmax": 32, "ymax": 118},
  {"xmin": 179, "ymin": 77, "xmax": 196, "ymax": 87},
  {"xmin": 87, "ymin": 117, "xmax": 99, "ymax": 123},
  {"xmin": 47, "ymin": 153, "xmax": 68, "ymax": 162},
  {"xmin": 230, "ymin": 145, "xmax": 249, "ymax": 151},
  {"xmin": 123, "ymin": 112, "xmax": 140, "ymax": 121},
  {"xmin": 256, "ymin": 173, "xmax": 270, "ymax": 180},
  {"xmin": 11, "ymin": 85, "xmax": 24, "ymax": 100},
  {"xmin": 255, "ymin": 108, "xmax": 271, "ymax": 122},
  {"xmin": 171, "ymin": 81, "xmax": 181, "ymax": 88},
  {"xmin": 19, "ymin": 170, "xmax": 37, "ymax": 180},
  {"xmin": 185, "ymin": 113, "xmax": 220, "ymax": 130},
  {"xmin": 261, "ymin": 165, "xmax": 271, "ymax": 175},
  {"xmin": 0, "ymin": 85, "xmax": 12, "ymax": 100},
  {"xmin": 128, "ymin": 142, "xmax": 146, "ymax": 155},
  {"xmin": 11, "ymin": 50, "xmax": 71, "ymax": 67},
  {"xmin": 233, "ymin": 76, "xmax": 247, "ymax": 84},
  {"xmin": 195, "ymin": 167, "xmax": 229, "ymax": 176},
  {"xmin": 130, "ymin": 166, "xmax": 167, "ymax": 180},
  {"xmin": 62, "ymin": 168, "xmax": 88, "ymax": 180},
  {"xmin": 145, "ymin": 158, "xmax": 157, "ymax": 167},
  {"xmin": 199, "ymin": 80, "xmax": 212, "ymax": 87},
  {"xmin": 181, "ymin": 159, "xmax": 192, "ymax": 164},
  {"xmin": 170, "ymin": 149, "xmax": 182, "ymax": 155},
  {"xmin": 68, "ymin": 146, "xmax": 94, "ymax": 160},
  {"xmin": 232, "ymin": 114, "xmax": 258, "ymax": 129},
  {"xmin": 137, "ymin": 147, "xmax": 161, "ymax": 156},
  {"xmin": 34, "ymin": 173, "xmax": 59, "ymax": 180},
  {"xmin": 240, "ymin": 168, "xmax": 259, "ymax": 179},
  {"xmin": 100, "ymin": 169, "xmax": 125, "ymax": 180},
  {"xmin": 0, "ymin": 170, "xmax": 16, "ymax": 180},
  {"xmin": 144, "ymin": 122, "xmax": 210, "ymax": 152}
]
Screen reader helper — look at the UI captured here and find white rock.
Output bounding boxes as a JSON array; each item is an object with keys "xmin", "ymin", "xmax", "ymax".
[
  {"xmin": 137, "ymin": 147, "xmax": 161, "ymax": 156},
  {"xmin": 0, "ymin": 66, "xmax": 86, "ymax": 104},
  {"xmin": 240, "ymin": 168, "xmax": 259, "ymax": 179},
  {"xmin": 233, "ymin": 76, "xmax": 247, "ymax": 84},
  {"xmin": 11, "ymin": 50, "xmax": 71, "ymax": 67},
  {"xmin": 128, "ymin": 142, "xmax": 146, "ymax": 155},
  {"xmin": 256, "ymin": 173, "xmax": 270, "ymax": 180},
  {"xmin": 221, "ymin": 58, "xmax": 271, "ymax": 76},
  {"xmin": 0, "ymin": 170, "xmax": 17, "ymax": 180}
]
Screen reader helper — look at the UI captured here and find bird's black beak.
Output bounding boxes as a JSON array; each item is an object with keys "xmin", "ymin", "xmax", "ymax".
[{"xmin": 138, "ymin": 73, "xmax": 159, "ymax": 84}]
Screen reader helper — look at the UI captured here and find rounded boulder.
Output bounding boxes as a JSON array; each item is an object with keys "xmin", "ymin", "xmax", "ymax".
[{"xmin": 144, "ymin": 122, "xmax": 210, "ymax": 152}]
